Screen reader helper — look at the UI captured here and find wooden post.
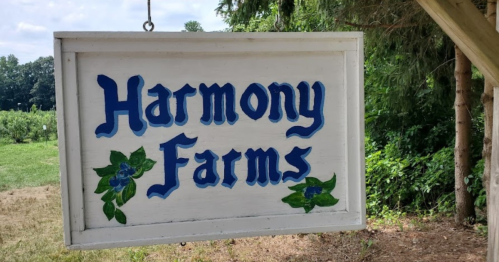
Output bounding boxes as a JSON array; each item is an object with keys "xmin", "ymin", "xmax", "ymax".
[
  {"xmin": 483, "ymin": 0, "xmax": 497, "ymax": 221},
  {"xmin": 488, "ymin": 4, "xmax": 499, "ymax": 262},
  {"xmin": 490, "ymin": 87, "xmax": 499, "ymax": 262}
]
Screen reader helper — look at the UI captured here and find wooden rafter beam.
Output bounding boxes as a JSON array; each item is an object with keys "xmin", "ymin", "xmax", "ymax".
[{"xmin": 416, "ymin": 0, "xmax": 499, "ymax": 86}]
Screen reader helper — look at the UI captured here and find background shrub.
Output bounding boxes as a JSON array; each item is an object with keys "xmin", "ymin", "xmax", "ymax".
[{"xmin": 0, "ymin": 109, "xmax": 57, "ymax": 143}]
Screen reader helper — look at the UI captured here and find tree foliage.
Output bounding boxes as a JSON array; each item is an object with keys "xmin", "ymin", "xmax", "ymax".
[
  {"xmin": 183, "ymin": 20, "xmax": 204, "ymax": 32},
  {"xmin": 218, "ymin": 0, "xmax": 488, "ymax": 214},
  {"xmin": 0, "ymin": 55, "xmax": 55, "ymax": 111}
]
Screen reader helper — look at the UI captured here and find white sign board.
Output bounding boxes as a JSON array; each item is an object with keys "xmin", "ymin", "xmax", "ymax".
[{"xmin": 54, "ymin": 32, "xmax": 365, "ymax": 249}]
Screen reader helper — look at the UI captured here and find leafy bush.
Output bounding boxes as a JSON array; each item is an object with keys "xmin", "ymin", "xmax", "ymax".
[
  {"xmin": 0, "ymin": 110, "xmax": 29, "ymax": 143},
  {"xmin": 366, "ymin": 137, "xmax": 456, "ymax": 215},
  {"xmin": 0, "ymin": 110, "xmax": 57, "ymax": 143},
  {"xmin": 469, "ymin": 159, "xmax": 486, "ymax": 210}
]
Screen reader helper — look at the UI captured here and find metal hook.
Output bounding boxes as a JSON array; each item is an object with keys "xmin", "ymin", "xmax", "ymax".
[
  {"xmin": 143, "ymin": 0, "xmax": 154, "ymax": 32},
  {"xmin": 143, "ymin": 21, "xmax": 155, "ymax": 32}
]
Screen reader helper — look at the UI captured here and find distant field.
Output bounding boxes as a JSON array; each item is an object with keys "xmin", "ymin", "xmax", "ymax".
[{"xmin": 0, "ymin": 140, "xmax": 60, "ymax": 191}]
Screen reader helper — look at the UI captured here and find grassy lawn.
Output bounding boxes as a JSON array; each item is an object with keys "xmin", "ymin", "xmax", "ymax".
[
  {"xmin": 0, "ymin": 141, "xmax": 488, "ymax": 261},
  {"xmin": 0, "ymin": 186, "xmax": 487, "ymax": 262},
  {"xmin": 0, "ymin": 140, "xmax": 60, "ymax": 191}
]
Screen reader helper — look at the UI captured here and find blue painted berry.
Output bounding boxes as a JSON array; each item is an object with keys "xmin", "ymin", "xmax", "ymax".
[
  {"xmin": 304, "ymin": 186, "xmax": 322, "ymax": 199},
  {"xmin": 109, "ymin": 162, "xmax": 136, "ymax": 192}
]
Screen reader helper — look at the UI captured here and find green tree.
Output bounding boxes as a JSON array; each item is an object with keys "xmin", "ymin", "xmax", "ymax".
[
  {"xmin": 454, "ymin": 45, "xmax": 476, "ymax": 223},
  {"xmin": 29, "ymin": 56, "xmax": 55, "ymax": 110},
  {"xmin": 183, "ymin": 20, "xmax": 204, "ymax": 32},
  {"xmin": 17, "ymin": 61, "xmax": 37, "ymax": 111},
  {"xmin": 0, "ymin": 55, "xmax": 22, "ymax": 110},
  {"xmin": 0, "ymin": 55, "xmax": 55, "ymax": 111}
]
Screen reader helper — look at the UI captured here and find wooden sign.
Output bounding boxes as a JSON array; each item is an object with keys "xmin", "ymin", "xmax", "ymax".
[{"xmin": 54, "ymin": 32, "xmax": 365, "ymax": 249}]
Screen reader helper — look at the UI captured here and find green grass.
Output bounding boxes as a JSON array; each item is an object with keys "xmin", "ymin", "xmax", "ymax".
[{"xmin": 0, "ymin": 140, "xmax": 60, "ymax": 191}]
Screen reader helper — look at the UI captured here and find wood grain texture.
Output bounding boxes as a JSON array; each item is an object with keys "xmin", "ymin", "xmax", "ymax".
[
  {"xmin": 453, "ymin": 45, "xmax": 475, "ymax": 224},
  {"xmin": 54, "ymin": 38, "xmax": 71, "ymax": 246},
  {"xmin": 54, "ymin": 32, "xmax": 365, "ymax": 249},
  {"xmin": 482, "ymin": 0, "xmax": 497, "ymax": 228},
  {"xmin": 416, "ymin": 0, "xmax": 499, "ymax": 86},
  {"xmin": 489, "ymin": 87, "xmax": 499, "ymax": 262},
  {"xmin": 489, "ymin": 5, "xmax": 499, "ymax": 261}
]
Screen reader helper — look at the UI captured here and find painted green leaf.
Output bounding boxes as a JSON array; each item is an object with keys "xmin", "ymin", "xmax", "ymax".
[
  {"xmin": 312, "ymin": 193, "xmax": 339, "ymax": 207},
  {"xmin": 282, "ymin": 192, "xmax": 307, "ymax": 208},
  {"xmin": 103, "ymin": 201, "xmax": 115, "ymax": 220},
  {"xmin": 110, "ymin": 151, "xmax": 128, "ymax": 165},
  {"xmin": 101, "ymin": 189, "xmax": 116, "ymax": 202},
  {"xmin": 122, "ymin": 179, "xmax": 136, "ymax": 204},
  {"xmin": 132, "ymin": 168, "xmax": 145, "ymax": 179},
  {"xmin": 116, "ymin": 191, "xmax": 124, "ymax": 207},
  {"xmin": 322, "ymin": 174, "xmax": 337, "ymax": 193},
  {"xmin": 129, "ymin": 147, "xmax": 146, "ymax": 166},
  {"xmin": 305, "ymin": 177, "xmax": 323, "ymax": 186},
  {"xmin": 304, "ymin": 203, "xmax": 316, "ymax": 213},
  {"xmin": 94, "ymin": 176, "xmax": 112, "ymax": 194},
  {"xmin": 93, "ymin": 165, "xmax": 118, "ymax": 177},
  {"xmin": 142, "ymin": 158, "xmax": 156, "ymax": 171},
  {"xmin": 288, "ymin": 183, "xmax": 308, "ymax": 192},
  {"xmin": 115, "ymin": 208, "xmax": 127, "ymax": 224}
]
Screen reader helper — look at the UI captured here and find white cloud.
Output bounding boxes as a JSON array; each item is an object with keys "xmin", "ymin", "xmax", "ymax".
[{"xmin": 16, "ymin": 22, "xmax": 47, "ymax": 33}]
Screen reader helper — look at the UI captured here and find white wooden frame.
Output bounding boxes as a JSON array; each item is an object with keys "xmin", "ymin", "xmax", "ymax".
[{"xmin": 54, "ymin": 32, "xmax": 365, "ymax": 249}]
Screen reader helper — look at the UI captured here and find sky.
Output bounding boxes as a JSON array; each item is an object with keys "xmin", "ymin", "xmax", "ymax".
[{"xmin": 0, "ymin": 0, "xmax": 228, "ymax": 64}]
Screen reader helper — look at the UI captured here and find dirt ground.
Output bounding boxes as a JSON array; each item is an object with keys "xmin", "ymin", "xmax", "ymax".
[{"xmin": 0, "ymin": 186, "xmax": 488, "ymax": 262}]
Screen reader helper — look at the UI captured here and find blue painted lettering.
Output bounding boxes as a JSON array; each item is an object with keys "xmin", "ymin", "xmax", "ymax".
[
  {"xmin": 199, "ymin": 83, "xmax": 238, "ymax": 125},
  {"xmin": 268, "ymin": 82, "xmax": 298, "ymax": 122},
  {"xmin": 282, "ymin": 147, "xmax": 312, "ymax": 182},
  {"xmin": 287, "ymin": 81, "xmax": 325, "ymax": 138},
  {"xmin": 221, "ymin": 149, "xmax": 242, "ymax": 188},
  {"xmin": 95, "ymin": 75, "xmax": 147, "ymax": 137},
  {"xmin": 245, "ymin": 148, "xmax": 281, "ymax": 186},
  {"xmin": 147, "ymin": 133, "xmax": 198, "ymax": 199},
  {"xmin": 240, "ymin": 83, "xmax": 269, "ymax": 120},
  {"xmin": 193, "ymin": 150, "xmax": 220, "ymax": 188},
  {"xmin": 145, "ymin": 84, "xmax": 173, "ymax": 127},
  {"xmin": 173, "ymin": 84, "xmax": 197, "ymax": 126}
]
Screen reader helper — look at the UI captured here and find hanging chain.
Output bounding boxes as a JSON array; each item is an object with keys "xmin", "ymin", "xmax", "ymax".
[{"xmin": 143, "ymin": 0, "xmax": 155, "ymax": 32}]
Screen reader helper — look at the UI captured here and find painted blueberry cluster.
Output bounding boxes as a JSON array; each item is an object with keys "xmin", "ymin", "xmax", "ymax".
[
  {"xmin": 109, "ymin": 163, "xmax": 136, "ymax": 192},
  {"xmin": 93, "ymin": 147, "xmax": 156, "ymax": 224},
  {"xmin": 304, "ymin": 186, "xmax": 323, "ymax": 199},
  {"xmin": 282, "ymin": 174, "xmax": 338, "ymax": 213}
]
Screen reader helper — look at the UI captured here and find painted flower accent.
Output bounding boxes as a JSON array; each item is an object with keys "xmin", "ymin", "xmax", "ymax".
[
  {"xmin": 282, "ymin": 174, "xmax": 339, "ymax": 213},
  {"xmin": 93, "ymin": 147, "xmax": 156, "ymax": 224}
]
